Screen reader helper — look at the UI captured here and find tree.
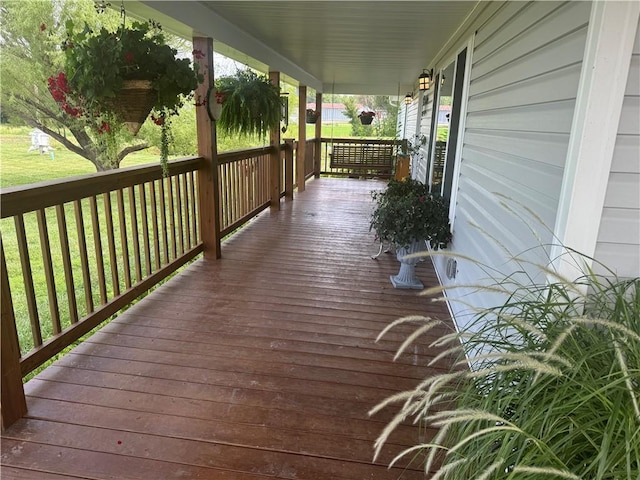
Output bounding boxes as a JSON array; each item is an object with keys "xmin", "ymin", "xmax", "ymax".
[
  {"xmin": 0, "ymin": 0, "xmax": 149, "ymax": 171},
  {"xmin": 342, "ymin": 95, "xmax": 397, "ymax": 138}
]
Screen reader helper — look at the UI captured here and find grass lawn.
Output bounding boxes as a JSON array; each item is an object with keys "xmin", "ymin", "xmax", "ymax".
[
  {"xmin": 313, "ymin": 122, "xmax": 353, "ymax": 138},
  {"xmin": 0, "ymin": 125, "xmax": 162, "ymax": 188},
  {"xmin": 1, "ymin": 123, "xmax": 360, "ymax": 188}
]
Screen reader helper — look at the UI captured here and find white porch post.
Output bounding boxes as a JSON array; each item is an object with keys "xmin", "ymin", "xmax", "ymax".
[{"xmin": 550, "ymin": 1, "xmax": 640, "ymax": 284}]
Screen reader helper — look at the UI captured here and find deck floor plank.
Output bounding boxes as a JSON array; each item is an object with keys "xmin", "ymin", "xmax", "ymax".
[{"xmin": 1, "ymin": 178, "xmax": 455, "ymax": 479}]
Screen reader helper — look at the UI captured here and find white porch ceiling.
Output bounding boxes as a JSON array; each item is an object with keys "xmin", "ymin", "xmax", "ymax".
[{"xmin": 124, "ymin": 1, "xmax": 481, "ymax": 95}]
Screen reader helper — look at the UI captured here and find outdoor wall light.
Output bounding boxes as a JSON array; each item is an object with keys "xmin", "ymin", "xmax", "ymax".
[
  {"xmin": 441, "ymin": 75, "xmax": 446, "ymax": 87},
  {"xmin": 404, "ymin": 93, "xmax": 413, "ymax": 104},
  {"xmin": 418, "ymin": 69, "xmax": 433, "ymax": 91}
]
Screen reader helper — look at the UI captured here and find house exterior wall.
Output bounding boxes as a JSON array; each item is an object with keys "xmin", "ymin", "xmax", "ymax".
[
  {"xmin": 414, "ymin": 90, "xmax": 436, "ymax": 182},
  {"xmin": 593, "ymin": 17, "xmax": 640, "ymax": 278},
  {"xmin": 428, "ymin": 1, "xmax": 593, "ymax": 326},
  {"xmin": 397, "ymin": 100, "xmax": 419, "ymax": 142},
  {"xmin": 397, "ymin": 99, "xmax": 421, "ymax": 180}
]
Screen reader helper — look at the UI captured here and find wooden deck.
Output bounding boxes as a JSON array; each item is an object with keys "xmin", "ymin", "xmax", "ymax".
[{"xmin": 1, "ymin": 178, "xmax": 455, "ymax": 480}]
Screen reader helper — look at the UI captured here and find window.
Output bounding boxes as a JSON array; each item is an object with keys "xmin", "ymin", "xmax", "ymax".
[{"xmin": 428, "ymin": 47, "xmax": 467, "ymax": 204}]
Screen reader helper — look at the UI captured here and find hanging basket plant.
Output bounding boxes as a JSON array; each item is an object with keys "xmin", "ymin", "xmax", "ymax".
[
  {"xmin": 214, "ymin": 70, "xmax": 281, "ymax": 137},
  {"xmin": 306, "ymin": 108, "xmax": 319, "ymax": 124},
  {"xmin": 55, "ymin": 19, "xmax": 202, "ymax": 135},
  {"xmin": 359, "ymin": 110, "xmax": 376, "ymax": 125},
  {"xmin": 48, "ymin": 16, "xmax": 203, "ymax": 173},
  {"xmin": 110, "ymin": 79, "xmax": 157, "ymax": 134},
  {"xmin": 205, "ymin": 87, "xmax": 224, "ymax": 121}
]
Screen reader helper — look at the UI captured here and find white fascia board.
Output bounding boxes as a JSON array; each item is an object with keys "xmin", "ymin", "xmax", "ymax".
[
  {"xmin": 551, "ymin": 1, "xmax": 640, "ymax": 283},
  {"xmin": 137, "ymin": 1, "xmax": 322, "ymax": 91}
]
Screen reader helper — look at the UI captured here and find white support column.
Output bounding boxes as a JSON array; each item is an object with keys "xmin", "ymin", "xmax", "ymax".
[{"xmin": 550, "ymin": 1, "xmax": 640, "ymax": 283}]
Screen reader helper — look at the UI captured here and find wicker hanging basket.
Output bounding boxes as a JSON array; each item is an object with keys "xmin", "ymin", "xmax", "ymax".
[{"xmin": 110, "ymin": 80, "xmax": 157, "ymax": 135}]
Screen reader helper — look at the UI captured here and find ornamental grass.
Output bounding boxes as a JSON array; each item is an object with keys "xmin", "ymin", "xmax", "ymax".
[{"xmin": 372, "ymin": 250, "xmax": 640, "ymax": 479}]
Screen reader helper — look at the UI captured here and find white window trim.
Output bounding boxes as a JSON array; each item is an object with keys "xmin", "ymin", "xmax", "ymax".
[{"xmin": 447, "ymin": 36, "xmax": 475, "ymax": 229}]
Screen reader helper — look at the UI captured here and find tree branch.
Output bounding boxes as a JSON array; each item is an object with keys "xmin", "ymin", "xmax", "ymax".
[{"xmin": 117, "ymin": 142, "xmax": 151, "ymax": 164}]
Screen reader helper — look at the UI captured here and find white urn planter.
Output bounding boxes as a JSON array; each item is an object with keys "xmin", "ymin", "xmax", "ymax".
[{"xmin": 390, "ymin": 240, "xmax": 425, "ymax": 289}]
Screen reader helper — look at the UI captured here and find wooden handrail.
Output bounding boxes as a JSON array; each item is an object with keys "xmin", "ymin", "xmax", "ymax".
[{"xmin": 0, "ymin": 157, "xmax": 203, "ymax": 218}]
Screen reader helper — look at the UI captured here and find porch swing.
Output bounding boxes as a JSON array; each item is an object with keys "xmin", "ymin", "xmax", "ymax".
[{"xmin": 326, "ymin": 86, "xmax": 396, "ymax": 178}]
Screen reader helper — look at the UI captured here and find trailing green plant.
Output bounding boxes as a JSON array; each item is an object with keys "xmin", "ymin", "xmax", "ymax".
[
  {"xmin": 371, "ymin": 253, "xmax": 640, "ymax": 479},
  {"xmin": 370, "ymin": 178, "xmax": 452, "ymax": 249},
  {"xmin": 215, "ymin": 69, "xmax": 281, "ymax": 137}
]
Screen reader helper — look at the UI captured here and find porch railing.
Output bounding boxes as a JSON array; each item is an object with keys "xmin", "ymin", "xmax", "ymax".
[
  {"xmin": 0, "ymin": 158, "xmax": 205, "ymax": 426},
  {"xmin": 305, "ymin": 139, "xmax": 317, "ymax": 179},
  {"xmin": 0, "ymin": 141, "xmax": 306, "ymax": 428},
  {"xmin": 218, "ymin": 147, "xmax": 272, "ymax": 237},
  {"xmin": 0, "ymin": 136, "xmax": 393, "ymax": 428}
]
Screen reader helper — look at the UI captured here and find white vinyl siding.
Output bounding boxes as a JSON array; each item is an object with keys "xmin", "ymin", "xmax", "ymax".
[
  {"xmin": 593, "ymin": 18, "xmax": 640, "ymax": 278},
  {"xmin": 396, "ymin": 101, "xmax": 418, "ymax": 143},
  {"xmin": 414, "ymin": 90, "xmax": 436, "ymax": 182},
  {"xmin": 405, "ymin": 99, "xmax": 419, "ymax": 143},
  {"xmin": 397, "ymin": 98, "xmax": 421, "ymax": 180},
  {"xmin": 437, "ymin": 1, "xmax": 591, "ymax": 326}
]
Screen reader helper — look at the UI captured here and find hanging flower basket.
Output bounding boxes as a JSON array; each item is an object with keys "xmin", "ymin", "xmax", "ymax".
[
  {"xmin": 215, "ymin": 70, "xmax": 281, "ymax": 137},
  {"xmin": 51, "ymin": 19, "xmax": 203, "ymax": 135},
  {"xmin": 359, "ymin": 110, "xmax": 375, "ymax": 125},
  {"xmin": 109, "ymin": 80, "xmax": 157, "ymax": 135},
  {"xmin": 306, "ymin": 109, "xmax": 319, "ymax": 124}
]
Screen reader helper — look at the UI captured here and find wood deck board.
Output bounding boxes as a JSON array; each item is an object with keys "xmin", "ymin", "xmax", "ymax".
[{"xmin": 1, "ymin": 178, "xmax": 455, "ymax": 479}]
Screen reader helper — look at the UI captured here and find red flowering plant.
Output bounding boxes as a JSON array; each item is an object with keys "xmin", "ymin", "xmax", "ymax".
[{"xmin": 48, "ymin": 17, "xmax": 203, "ymax": 172}]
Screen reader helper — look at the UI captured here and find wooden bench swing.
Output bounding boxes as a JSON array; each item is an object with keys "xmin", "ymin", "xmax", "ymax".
[{"xmin": 329, "ymin": 143, "xmax": 395, "ymax": 177}]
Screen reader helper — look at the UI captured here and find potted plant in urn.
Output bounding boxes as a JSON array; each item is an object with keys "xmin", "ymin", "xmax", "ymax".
[
  {"xmin": 358, "ymin": 110, "xmax": 376, "ymax": 125},
  {"xmin": 49, "ymin": 18, "xmax": 203, "ymax": 172},
  {"xmin": 370, "ymin": 178, "xmax": 451, "ymax": 289}
]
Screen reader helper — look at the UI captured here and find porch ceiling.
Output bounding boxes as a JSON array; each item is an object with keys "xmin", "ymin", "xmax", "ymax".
[{"xmin": 123, "ymin": 1, "xmax": 480, "ymax": 95}]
